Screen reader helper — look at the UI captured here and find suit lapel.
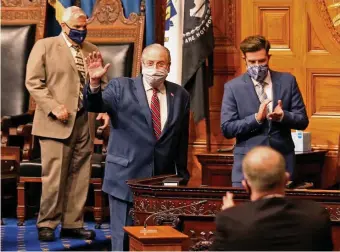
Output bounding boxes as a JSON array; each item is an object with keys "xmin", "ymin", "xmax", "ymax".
[
  {"xmin": 134, "ymin": 76, "xmax": 153, "ymax": 129},
  {"xmin": 57, "ymin": 34, "xmax": 78, "ymax": 75},
  {"xmin": 160, "ymin": 81, "xmax": 175, "ymax": 138},
  {"xmin": 270, "ymin": 70, "xmax": 282, "ymax": 109},
  {"xmin": 242, "ymin": 73, "xmax": 261, "ymax": 107}
]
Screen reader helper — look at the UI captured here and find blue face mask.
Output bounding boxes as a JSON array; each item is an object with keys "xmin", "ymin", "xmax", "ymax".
[
  {"xmin": 65, "ymin": 23, "xmax": 87, "ymax": 44},
  {"xmin": 247, "ymin": 64, "xmax": 269, "ymax": 82}
]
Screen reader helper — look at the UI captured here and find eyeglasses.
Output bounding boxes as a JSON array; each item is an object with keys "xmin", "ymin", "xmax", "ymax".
[{"xmin": 143, "ymin": 60, "xmax": 168, "ymax": 68}]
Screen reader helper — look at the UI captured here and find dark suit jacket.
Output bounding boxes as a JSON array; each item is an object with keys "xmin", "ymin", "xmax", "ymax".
[
  {"xmin": 221, "ymin": 71, "xmax": 309, "ymax": 183},
  {"xmin": 83, "ymin": 76, "xmax": 190, "ymax": 202},
  {"xmin": 210, "ymin": 197, "xmax": 333, "ymax": 251}
]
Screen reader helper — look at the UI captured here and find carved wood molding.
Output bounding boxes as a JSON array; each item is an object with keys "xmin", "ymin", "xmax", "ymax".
[
  {"xmin": 1, "ymin": 0, "xmax": 46, "ymax": 41},
  {"xmin": 316, "ymin": 0, "xmax": 340, "ymax": 45},
  {"xmin": 325, "ymin": 206, "xmax": 340, "ymax": 221},
  {"xmin": 212, "ymin": 0, "xmax": 236, "ymax": 47},
  {"xmin": 188, "ymin": 230, "xmax": 214, "ymax": 251},
  {"xmin": 89, "ymin": 0, "xmax": 144, "ymax": 25}
]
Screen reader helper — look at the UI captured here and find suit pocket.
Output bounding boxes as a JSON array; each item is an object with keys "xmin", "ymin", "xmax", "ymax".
[{"xmin": 106, "ymin": 154, "xmax": 129, "ymax": 167}]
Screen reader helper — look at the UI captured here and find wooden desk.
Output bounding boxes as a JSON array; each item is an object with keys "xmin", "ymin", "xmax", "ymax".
[
  {"xmin": 127, "ymin": 175, "xmax": 340, "ymax": 251},
  {"xmin": 124, "ymin": 226, "xmax": 188, "ymax": 251},
  {"xmin": 197, "ymin": 150, "xmax": 327, "ymax": 188}
]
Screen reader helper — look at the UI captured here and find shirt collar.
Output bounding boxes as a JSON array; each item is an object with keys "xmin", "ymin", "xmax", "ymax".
[
  {"xmin": 252, "ymin": 71, "xmax": 271, "ymax": 86},
  {"xmin": 142, "ymin": 76, "xmax": 166, "ymax": 94},
  {"xmin": 61, "ymin": 32, "xmax": 81, "ymax": 49},
  {"xmin": 61, "ymin": 32, "xmax": 73, "ymax": 48}
]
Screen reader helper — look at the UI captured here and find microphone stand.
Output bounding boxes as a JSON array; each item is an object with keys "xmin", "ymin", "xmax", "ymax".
[{"xmin": 143, "ymin": 200, "xmax": 207, "ymax": 230}]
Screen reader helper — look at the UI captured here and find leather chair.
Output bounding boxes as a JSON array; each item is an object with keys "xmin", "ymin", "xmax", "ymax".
[
  {"xmin": 1, "ymin": 1, "xmax": 47, "ymax": 224},
  {"xmin": 1, "ymin": 25, "xmax": 35, "ymax": 148},
  {"xmin": 1, "ymin": 1, "xmax": 47, "ymax": 148},
  {"xmin": 1, "ymin": 26, "xmax": 36, "ymax": 218},
  {"xmin": 17, "ymin": 0, "xmax": 145, "ymax": 228}
]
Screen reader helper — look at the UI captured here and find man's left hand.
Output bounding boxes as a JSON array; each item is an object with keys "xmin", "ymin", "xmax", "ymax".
[
  {"xmin": 268, "ymin": 100, "xmax": 284, "ymax": 122},
  {"xmin": 96, "ymin": 113, "xmax": 109, "ymax": 130}
]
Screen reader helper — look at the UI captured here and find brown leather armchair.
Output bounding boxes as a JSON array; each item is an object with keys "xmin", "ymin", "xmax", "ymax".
[{"xmin": 16, "ymin": 0, "xmax": 145, "ymax": 228}]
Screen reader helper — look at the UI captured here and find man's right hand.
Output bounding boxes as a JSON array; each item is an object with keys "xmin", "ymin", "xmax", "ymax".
[
  {"xmin": 51, "ymin": 104, "xmax": 69, "ymax": 122},
  {"xmin": 221, "ymin": 192, "xmax": 235, "ymax": 210},
  {"xmin": 85, "ymin": 51, "xmax": 110, "ymax": 86},
  {"xmin": 256, "ymin": 99, "xmax": 272, "ymax": 122}
]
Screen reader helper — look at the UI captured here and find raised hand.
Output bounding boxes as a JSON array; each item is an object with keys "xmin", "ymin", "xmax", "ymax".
[
  {"xmin": 85, "ymin": 51, "xmax": 110, "ymax": 86},
  {"xmin": 221, "ymin": 192, "xmax": 235, "ymax": 210},
  {"xmin": 268, "ymin": 100, "xmax": 284, "ymax": 122}
]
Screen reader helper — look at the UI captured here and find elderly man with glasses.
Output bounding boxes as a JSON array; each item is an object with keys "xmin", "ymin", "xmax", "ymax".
[{"xmin": 83, "ymin": 43, "xmax": 191, "ymax": 251}]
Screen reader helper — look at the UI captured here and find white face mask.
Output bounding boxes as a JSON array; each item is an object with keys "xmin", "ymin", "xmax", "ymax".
[{"xmin": 142, "ymin": 67, "xmax": 168, "ymax": 88}]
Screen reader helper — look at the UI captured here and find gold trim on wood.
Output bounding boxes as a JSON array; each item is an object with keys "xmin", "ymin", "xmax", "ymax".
[{"xmin": 316, "ymin": 0, "xmax": 340, "ymax": 45}]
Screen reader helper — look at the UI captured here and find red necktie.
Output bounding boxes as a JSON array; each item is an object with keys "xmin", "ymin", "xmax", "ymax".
[{"xmin": 151, "ymin": 88, "xmax": 161, "ymax": 139}]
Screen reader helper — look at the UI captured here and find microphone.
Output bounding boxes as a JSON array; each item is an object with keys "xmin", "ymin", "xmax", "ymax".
[{"xmin": 143, "ymin": 200, "xmax": 207, "ymax": 229}]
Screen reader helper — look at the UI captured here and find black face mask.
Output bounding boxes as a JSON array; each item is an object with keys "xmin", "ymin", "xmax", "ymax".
[{"xmin": 64, "ymin": 23, "xmax": 87, "ymax": 44}]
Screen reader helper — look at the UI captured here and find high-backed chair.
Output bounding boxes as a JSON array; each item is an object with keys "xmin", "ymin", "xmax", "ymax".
[
  {"xmin": 16, "ymin": 0, "xmax": 145, "ymax": 228},
  {"xmin": 1, "ymin": 1, "xmax": 47, "ymax": 147},
  {"xmin": 1, "ymin": 1, "xmax": 47, "ymax": 223}
]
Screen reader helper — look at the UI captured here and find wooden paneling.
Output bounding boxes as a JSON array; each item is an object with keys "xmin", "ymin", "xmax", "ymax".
[
  {"xmin": 241, "ymin": 0, "xmax": 340, "ymax": 188},
  {"xmin": 154, "ymin": 0, "xmax": 340, "ymax": 187},
  {"xmin": 257, "ymin": 7, "xmax": 291, "ymax": 49},
  {"xmin": 307, "ymin": 16, "xmax": 327, "ymax": 52},
  {"xmin": 309, "ymin": 72, "xmax": 340, "ymax": 116}
]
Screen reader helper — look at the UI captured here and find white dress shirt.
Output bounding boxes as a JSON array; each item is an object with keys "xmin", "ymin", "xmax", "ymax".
[
  {"xmin": 143, "ymin": 77, "xmax": 168, "ymax": 131},
  {"xmin": 251, "ymin": 71, "xmax": 273, "ymax": 113},
  {"xmin": 61, "ymin": 32, "xmax": 84, "ymax": 60},
  {"xmin": 89, "ymin": 77, "xmax": 168, "ymax": 131}
]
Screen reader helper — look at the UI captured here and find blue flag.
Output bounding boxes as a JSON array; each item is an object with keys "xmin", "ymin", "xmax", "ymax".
[
  {"xmin": 121, "ymin": 0, "xmax": 155, "ymax": 45},
  {"xmin": 80, "ymin": 0, "xmax": 96, "ymax": 17}
]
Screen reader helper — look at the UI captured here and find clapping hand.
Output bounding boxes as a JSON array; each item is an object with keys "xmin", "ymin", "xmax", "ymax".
[
  {"xmin": 221, "ymin": 192, "xmax": 235, "ymax": 210},
  {"xmin": 268, "ymin": 100, "xmax": 284, "ymax": 122},
  {"xmin": 85, "ymin": 51, "xmax": 110, "ymax": 86},
  {"xmin": 256, "ymin": 99, "xmax": 272, "ymax": 122}
]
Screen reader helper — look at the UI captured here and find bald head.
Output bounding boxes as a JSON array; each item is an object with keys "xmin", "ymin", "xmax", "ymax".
[
  {"xmin": 141, "ymin": 43, "xmax": 171, "ymax": 65},
  {"xmin": 242, "ymin": 146, "xmax": 287, "ymax": 193}
]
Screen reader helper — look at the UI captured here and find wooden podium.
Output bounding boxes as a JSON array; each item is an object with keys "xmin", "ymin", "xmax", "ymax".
[{"xmin": 124, "ymin": 226, "xmax": 188, "ymax": 251}]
